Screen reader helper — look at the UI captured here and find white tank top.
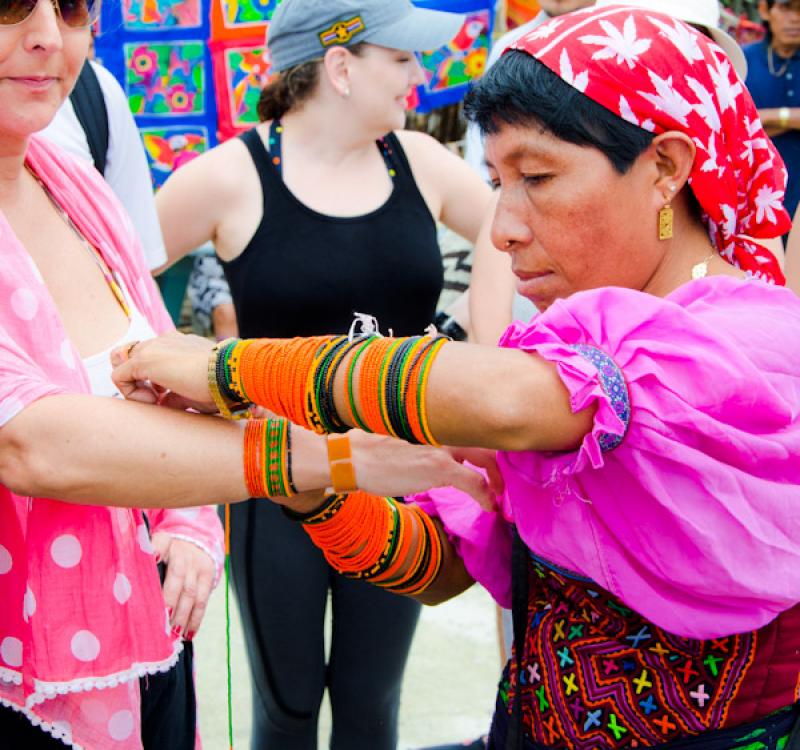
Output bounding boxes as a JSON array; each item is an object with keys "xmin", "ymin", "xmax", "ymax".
[{"xmin": 82, "ymin": 278, "xmax": 158, "ymax": 398}]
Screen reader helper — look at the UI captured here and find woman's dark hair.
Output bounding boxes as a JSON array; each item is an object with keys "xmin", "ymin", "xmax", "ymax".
[
  {"xmin": 257, "ymin": 43, "xmax": 367, "ymax": 122},
  {"xmin": 463, "ymin": 50, "xmax": 655, "ymax": 174}
]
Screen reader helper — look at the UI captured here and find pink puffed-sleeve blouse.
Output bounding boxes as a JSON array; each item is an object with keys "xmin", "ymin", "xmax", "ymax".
[{"xmin": 415, "ymin": 276, "xmax": 800, "ymax": 641}]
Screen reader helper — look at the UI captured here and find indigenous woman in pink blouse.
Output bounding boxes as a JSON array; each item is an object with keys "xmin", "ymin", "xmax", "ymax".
[
  {"xmin": 114, "ymin": 6, "xmax": 800, "ymax": 749},
  {"xmin": 0, "ymin": 0, "xmax": 226, "ymax": 747},
  {"xmin": 0, "ymin": 1, "xmax": 489, "ymax": 747}
]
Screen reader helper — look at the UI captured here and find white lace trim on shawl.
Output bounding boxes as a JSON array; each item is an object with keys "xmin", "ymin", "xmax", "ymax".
[{"xmin": 0, "ymin": 639, "xmax": 183, "ymax": 748}]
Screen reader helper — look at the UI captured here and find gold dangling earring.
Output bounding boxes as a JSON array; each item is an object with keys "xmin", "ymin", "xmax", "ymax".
[
  {"xmin": 658, "ymin": 185, "xmax": 676, "ymax": 241},
  {"xmin": 658, "ymin": 200, "xmax": 674, "ymax": 241}
]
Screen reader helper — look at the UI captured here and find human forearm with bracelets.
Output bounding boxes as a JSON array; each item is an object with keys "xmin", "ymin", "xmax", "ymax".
[
  {"xmin": 0, "ymin": 381, "xmax": 487, "ymax": 609},
  {"xmin": 109, "ymin": 330, "xmax": 591, "ymax": 605},
  {"xmin": 112, "ymin": 332, "xmax": 590, "ymax": 452}
]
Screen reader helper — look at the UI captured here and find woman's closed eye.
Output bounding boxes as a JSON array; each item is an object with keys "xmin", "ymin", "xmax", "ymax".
[{"xmin": 522, "ymin": 173, "xmax": 551, "ymax": 186}]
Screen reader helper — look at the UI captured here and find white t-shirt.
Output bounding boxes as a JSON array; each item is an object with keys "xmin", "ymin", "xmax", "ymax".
[{"xmin": 39, "ymin": 61, "xmax": 167, "ymax": 271}]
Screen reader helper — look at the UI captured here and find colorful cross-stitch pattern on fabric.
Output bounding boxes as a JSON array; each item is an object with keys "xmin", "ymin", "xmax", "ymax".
[
  {"xmin": 499, "ymin": 552, "xmax": 800, "ymax": 749},
  {"xmin": 222, "ymin": 0, "xmax": 275, "ymax": 28},
  {"xmin": 213, "ymin": 42, "xmax": 273, "ymax": 137},
  {"xmin": 122, "ymin": 0, "xmax": 201, "ymax": 30},
  {"xmin": 140, "ymin": 125, "xmax": 209, "ymax": 187},
  {"xmin": 126, "ymin": 42, "xmax": 206, "ymax": 116},
  {"xmin": 418, "ymin": 10, "xmax": 490, "ymax": 93}
]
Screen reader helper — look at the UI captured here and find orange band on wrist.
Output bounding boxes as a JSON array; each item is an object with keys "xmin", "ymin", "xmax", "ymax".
[
  {"xmin": 329, "ymin": 461, "xmax": 358, "ymax": 494},
  {"xmin": 327, "ymin": 433, "xmax": 352, "ymax": 463},
  {"xmin": 327, "ymin": 434, "xmax": 357, "ymax": 493}
]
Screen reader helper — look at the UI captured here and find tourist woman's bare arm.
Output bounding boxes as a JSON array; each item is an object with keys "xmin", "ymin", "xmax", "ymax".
[
  {"xmin": 397, "ymin": 130, "xmax": 493, "ymax": 244},
  {"xmin": 154, "ymin": 139, "xmax": 258, "ymax": 272},
  {"xmin": 0, "ymin": 394, "xmax": 489, "ymax": 508},
  {"xmin": 468, "ymin": 194, "xmax": 516, "ymax": 345}
]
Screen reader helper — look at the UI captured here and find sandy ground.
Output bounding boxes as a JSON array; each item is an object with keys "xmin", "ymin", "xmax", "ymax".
[{"xmin": 194, "ymin": 576, "xmax": 501, "ymax": 750}]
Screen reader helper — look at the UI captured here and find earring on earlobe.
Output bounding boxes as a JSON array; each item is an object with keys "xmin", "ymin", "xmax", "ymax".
[
  {"xmin": 658, "ymin": 186, "xmax": 676, "ymax": 241},
  {"xmin": 343, "ymin": 87, "xmax": 351, "ymax": 99}
]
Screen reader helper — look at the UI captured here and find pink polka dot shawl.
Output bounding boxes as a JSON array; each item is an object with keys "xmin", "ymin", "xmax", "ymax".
[
  {"xmin": 509, "ymin": 5, "xmax": 791, "ymax": 283},
  {"xmin": 0, "ymin": 137, "xmax": 223, "ymax": 749}
]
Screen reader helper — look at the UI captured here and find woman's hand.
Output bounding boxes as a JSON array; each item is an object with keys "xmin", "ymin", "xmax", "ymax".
[
  {"xmin": 348, "ymin": 430, "xmax": 494, "ymax": 509},
  {"xmin": 447, "ymin": 446, "xmax": 505, "ymax": 502},
  {"xmin": 153, "ymin": 533, "xmax": 217, "ymax": 640},
  {"xmin": 111, "ymin": 332, "xmax": 216, "ymax": 410}
]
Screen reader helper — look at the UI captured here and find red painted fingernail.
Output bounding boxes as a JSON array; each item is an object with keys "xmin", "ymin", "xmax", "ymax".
[
  {"xmin": 155, "ymin": 553, "xmax": 161, "ymax": 563},
  {"xmin": 171, "ymin": 625, "xmax": 182, "ymax": 637},
  {"xmin": 187, "ymin": 631, "xmax": 195, "ymax": 641},
  {"xmin": 167, "ymin": 607, "xmax": 173, "ymax": 617}
]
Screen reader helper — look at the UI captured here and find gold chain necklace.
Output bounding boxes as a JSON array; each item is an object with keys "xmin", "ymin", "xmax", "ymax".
[{"xmin": 768, "ymin": 46, "xmax": 792, "ymax": 78}]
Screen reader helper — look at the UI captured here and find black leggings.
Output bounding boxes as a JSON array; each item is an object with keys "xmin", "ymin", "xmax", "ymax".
[
  {"xmin": 0, "ymin": 642, "xmax": 196, "ymax": 749},
  {"xmin": 226, "ymin": 500, "xmax": 421, "ymax": 750}
]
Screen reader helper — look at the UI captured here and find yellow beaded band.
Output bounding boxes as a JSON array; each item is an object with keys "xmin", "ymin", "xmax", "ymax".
[{"xmin": 209, "ymin": 338, "xmax": 252, "ymax": 420}]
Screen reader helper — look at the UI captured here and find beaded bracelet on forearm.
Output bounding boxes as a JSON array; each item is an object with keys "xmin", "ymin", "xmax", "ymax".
[
  {"xmin": 290, "ymin": 491, "xmax": 443, "ymax": 595},
  {"xmin": 208, "ymin": 338, "xmax": 253, "ymax": 419},
  {"xmin": 215, "ymin": 332, "xmax": 449, "ymax": 445},
  {"xmin": 243, "ymin": 418, "xmax": 297, "ymax": 498}
]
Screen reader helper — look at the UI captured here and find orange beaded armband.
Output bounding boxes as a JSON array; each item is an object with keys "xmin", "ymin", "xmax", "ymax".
[
  {"xmin": 299, "ymin": 491, "xmax": 443, "ymax": 595},
  {"xmin": 224, "ymin": 326, "xmax": 450, "ymax": 445}
]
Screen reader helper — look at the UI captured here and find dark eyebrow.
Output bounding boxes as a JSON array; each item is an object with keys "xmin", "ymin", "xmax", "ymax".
[{"xmin": 491, "ymin": 144, "xmax": 559, "ymax": 168}]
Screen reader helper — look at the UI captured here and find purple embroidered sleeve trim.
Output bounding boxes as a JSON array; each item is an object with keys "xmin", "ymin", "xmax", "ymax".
[{"xmin": 569, "ymin": 344, "xmax": 631, "ymax": 453}]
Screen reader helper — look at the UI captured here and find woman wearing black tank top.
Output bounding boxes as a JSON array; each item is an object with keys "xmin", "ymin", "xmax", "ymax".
[{"xmin": 155, "ymin": 1, "xmax": 492, "ymax": 747}]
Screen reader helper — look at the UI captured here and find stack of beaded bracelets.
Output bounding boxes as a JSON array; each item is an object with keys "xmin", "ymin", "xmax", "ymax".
[
  {"xmin": 212, "ymin": 333, "xmax": 449, "ymax": 445},
  {"xmin": 243, "ymin": 418, "xmax": 298, "ymax": 498},
  {"xmin": 209, "ymin": 337, "xmax": 253, "ymax": 419},
  {"xmin": 294, "ymin": 491, "xmax": 443, "ymax": 595}
]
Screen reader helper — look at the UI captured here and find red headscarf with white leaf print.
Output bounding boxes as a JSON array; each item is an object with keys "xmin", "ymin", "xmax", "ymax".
[{"xmin": 510, "ymin": 5, "xmax": 790, "ymax": 284}]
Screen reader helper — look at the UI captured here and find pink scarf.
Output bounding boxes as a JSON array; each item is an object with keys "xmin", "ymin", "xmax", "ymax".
[{"xmin": 0, "ymin": 137, "xmax": 223, "ymax": 749}]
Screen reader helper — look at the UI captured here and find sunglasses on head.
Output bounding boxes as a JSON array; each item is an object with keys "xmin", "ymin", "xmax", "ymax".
[{"xmin": 0, "ymin": 0, "xmax": 100, "ymax": 27}]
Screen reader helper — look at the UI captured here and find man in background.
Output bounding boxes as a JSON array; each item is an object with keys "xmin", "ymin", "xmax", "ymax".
[{"xmin": 745, "ymin": 0, "xmax": 800, "ymax": 225}]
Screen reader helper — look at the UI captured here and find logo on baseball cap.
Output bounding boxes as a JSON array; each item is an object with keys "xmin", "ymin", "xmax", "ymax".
[{"xmin": 268, "ymin": 0, "xmax": 466, "ymax": 72}]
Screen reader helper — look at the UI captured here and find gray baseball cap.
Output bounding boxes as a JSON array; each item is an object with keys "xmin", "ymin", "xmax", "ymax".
[{"xmin": 268, "ymin": 0, "xmax": 466, "ymax": 72}]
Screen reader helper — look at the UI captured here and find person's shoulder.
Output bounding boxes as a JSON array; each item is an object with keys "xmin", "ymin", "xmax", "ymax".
[
  {"xmin": 28, "ymin": 134, "xmax": 104, "ymax": 187},
  {"xmin": 674, "ymin": 275, "xmax": 800, "ymax": 332},
  {"xmin": 393, "ymin": 128, "xmax": 442, "ymax": 152},
  {"xmin": 534, "ymin": 276, "xmax": 800, "ymax": 336},
  {"xmin": 86, "ymin": 60, "xmax": 132, "ymax": 114},
  {"xmin": 165, "ymin": 131, "xmax": 254, "ymax": 199},
  {"xmin": 89, "ymin": 60, "xmax": 123, "ymax": 94},
  {"xmin": 393, "ymin": 129, "xmax": 458, "ymax": 174}
]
